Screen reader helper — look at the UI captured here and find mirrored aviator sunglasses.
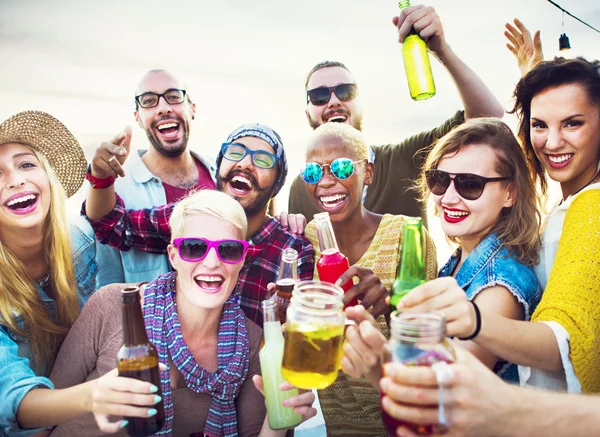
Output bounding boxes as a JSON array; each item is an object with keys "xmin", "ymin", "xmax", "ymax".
[
  {"xmin": 425, "ymin": 169, "xmax": 511, "ymax": 201},
  {"xmin": 173, "ymin": 238, "xmax": 249, "ymax": 264},
  {"xmin": 300, "ymin": 158, "xmax": 366, "ymax": 184},
  {"xmin": 306, "ymin": 83, "xmax": 358, "ymax": 106}
]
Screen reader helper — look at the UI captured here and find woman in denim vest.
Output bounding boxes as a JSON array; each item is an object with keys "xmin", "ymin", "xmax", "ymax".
[
  {"xmin": 408, "ymin": 117, "xmax": 542, "ymax": 382},
  {"xmin": 0, "ymin": 111, "xmax": 107, "ymax": 436},
  {"xmin": 343, "ymin": 118, "xmax": 541, "ymax": 386}
]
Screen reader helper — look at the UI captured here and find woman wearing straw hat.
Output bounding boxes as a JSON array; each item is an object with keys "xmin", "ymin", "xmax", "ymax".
[{"xmin": 0, "ymin": 111, "xmax": 153, "ymax": 436}]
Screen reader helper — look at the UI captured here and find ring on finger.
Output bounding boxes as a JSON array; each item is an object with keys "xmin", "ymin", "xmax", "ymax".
[{"xmin": 108, "ymin": 155, "xmax": 116, "ymax": 163}]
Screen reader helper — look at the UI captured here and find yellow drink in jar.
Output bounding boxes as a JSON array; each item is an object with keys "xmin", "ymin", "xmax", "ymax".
[{"xmin": 282, "ymin": 323, "xmax": 344, "ymax": 389}]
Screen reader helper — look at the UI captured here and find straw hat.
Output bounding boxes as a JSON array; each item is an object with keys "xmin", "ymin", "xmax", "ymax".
[{"xmin": 0, "ymin": 110, "xmax": 87, "ymax": 198}]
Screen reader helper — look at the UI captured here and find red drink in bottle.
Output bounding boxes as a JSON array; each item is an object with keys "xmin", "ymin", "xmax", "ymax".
[
  {"xmin": 317, "ymin": 249, "xmax": 358, "ymax": 307},
  {"xmin": 314, "ymin": 212, "xmax": 358, "ymax": 308}
]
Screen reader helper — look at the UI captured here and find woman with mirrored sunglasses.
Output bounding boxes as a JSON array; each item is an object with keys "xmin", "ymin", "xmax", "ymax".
[
  {"xmin": 49, "ymin": 190, "xmax": 316, "ymax": 437},
  {"xmin": 300, "ymin": 122, "xmax": 438, "ymax": 436}
]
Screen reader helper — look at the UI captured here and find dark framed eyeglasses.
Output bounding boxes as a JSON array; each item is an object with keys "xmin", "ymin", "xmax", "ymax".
[
  {"xmin": 172, "ymin": 238, "xmax": 249, "ymax": 264},
  {"xmin": 221, "ymin": 143, "xmax": 279, "ymax": 169},
  {"xmin": 300, "ymin": 158, "xmax": 367, "ymax": 185},
  {"xmin": 306, "ymin": 83, "xmax": 358, "ymax": 106},
  {"xmin": 135, "ymin": 89, "xmax": 187, "ymax": 109},
  {"xmin": 425, "ymin": 169, "xmax": 512, "ymax": 201}
]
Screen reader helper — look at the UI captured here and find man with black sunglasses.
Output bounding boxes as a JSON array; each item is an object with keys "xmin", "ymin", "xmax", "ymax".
[
  {"xmin": 86, "ymin": 69, "xmax": 216, "ymax": 287},
  {"xmin": 289, "ymin": 5, "xmax": 504, "ymax": 225},
  {"xmin": 84, "ymin": 122, "xmax": 315, "ymax": 327}
]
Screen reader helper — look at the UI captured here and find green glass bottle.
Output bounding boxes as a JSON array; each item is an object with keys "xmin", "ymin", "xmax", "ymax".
[
  {"xmin": 390, "ymin": 217, "xmax": 427, "ymax": 309},
  {"xmin": 398, "ymin": 0, "xmax": 436, "ymax": 100},
  {"xmin": 260, "ymin": 299, "xmax": 303, "ymax": 430}
]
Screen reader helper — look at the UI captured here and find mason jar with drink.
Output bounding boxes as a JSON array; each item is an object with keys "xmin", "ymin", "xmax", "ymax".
[
  {"xmin": 381, "ymin": 311, "xmax": 455, "ymax": 436},
  {"xmin": 281, "ymin": 280, "xmax": 349, "ymax": 390}
]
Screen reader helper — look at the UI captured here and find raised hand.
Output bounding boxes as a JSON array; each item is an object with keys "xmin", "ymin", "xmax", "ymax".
[
  {"xmin": 278, "ymin": 211, "xmax": 307, "ymax": 235},
  {"xmin": 91, "ymin": 126, "xmax": 132, "ymax": 179},
  {"xmin": 505, "ymin": 18, "xmax": 544, "ymax": 77},
  {"xmin": 393, "ymin": 5, "xmax": 447, "ymax": 56}
]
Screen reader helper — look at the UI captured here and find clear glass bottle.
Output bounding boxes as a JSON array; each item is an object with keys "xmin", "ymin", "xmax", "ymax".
[
  {"xmin": 273, "ymin": 248, "xmax": 298, "ymax": 324},
  {"xmin": 390, "ymin": 217, "xmax": 427, "ymax": 309},
  {"xmin": 281, "ymin": 280, "xmax": 346, "ymax": 389},
  {"xmin": 314, "ymin": 212, "xmax": 357, "ymax": 307},
  {"xmin": 381, "ymin": 311, "xmax": 455, "ymax": 436},
  {"xmin": 259, "ymin": 300, "xmax": 303, "ymax": 430},
  {"xmin": 398, "ymin": 0, "xmax": 436, "ymax": 100}
]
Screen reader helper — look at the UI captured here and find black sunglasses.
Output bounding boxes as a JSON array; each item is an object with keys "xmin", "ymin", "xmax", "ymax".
[
  {"xmin": 425, "ymin": 169, "xmax": 512, "ymax": 201},
  {"xmin": 306, "ymin": 83, "xmax": 358, "ymax": 106}
]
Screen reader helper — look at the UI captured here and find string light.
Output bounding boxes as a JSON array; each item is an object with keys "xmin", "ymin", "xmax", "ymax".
[{"xmin": 546, "ymin": 0, "xmax": 600, "ymax": 51}]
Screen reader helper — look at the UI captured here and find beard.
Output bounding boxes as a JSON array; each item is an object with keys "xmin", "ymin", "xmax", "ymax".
[
  {"xmin": 307, "ymin": 110, "xmax": 363, "ymax": 132},
  {"xmin": 217, "ymin": 169, "xmax": 276, "ymax": 217},
  {"xmin": 145, "ymin": 116, "xmax": 189, "ymax": 158}
]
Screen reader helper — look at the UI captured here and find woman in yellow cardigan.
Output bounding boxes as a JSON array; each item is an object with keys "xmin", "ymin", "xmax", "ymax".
[{"xmin": 397, "ymin": 56, "xmax": 600, "ymax": 395}]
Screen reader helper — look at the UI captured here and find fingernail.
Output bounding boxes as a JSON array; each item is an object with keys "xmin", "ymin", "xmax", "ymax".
[
  {"xmin": 147, "ymin": 408, "xmax": 158, "ymax": 417},
  {"xmin": 153, "ymin": 395, "xmax": 162, "ymax": 404},
  {"xmin": 119, "ymin": 149, "xmax": 126, "ymax": 155},
  {"xmin": 335, "ymin": 279, "xmax": 341, "ymax": 286},
  {"xmin": 149, "ymin": 384, "xmax": 159, "ymax": 393},
  {"xmin": 120, "ymin": 421, "xmax": 129, "ymax": 429}
]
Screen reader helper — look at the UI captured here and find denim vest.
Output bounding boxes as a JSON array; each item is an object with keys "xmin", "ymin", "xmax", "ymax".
[
  {"xmin": 0, "ymin": 218, "xmax": 98, "ymax": 436},
  {"xmin": 94, "ymin": 149, "xmax": 216, "ymax": 287},
  {"xmin": 439, "ymin": 233, "xmax": 541, "ymax": 383}
]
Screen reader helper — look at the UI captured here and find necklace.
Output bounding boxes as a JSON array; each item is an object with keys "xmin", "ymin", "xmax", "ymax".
[
  {"xmin": 36, "ymin": 270, "xmax": 51, "ymax": 288},
  {"xmin": 561, "ymin": 167, "xmax": 600, "ymax": 204}
]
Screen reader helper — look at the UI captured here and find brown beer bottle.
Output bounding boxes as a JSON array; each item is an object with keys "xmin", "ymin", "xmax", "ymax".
[{"xmin": 117, "ymin": 286, "xmax": 165, "ymax": 437}]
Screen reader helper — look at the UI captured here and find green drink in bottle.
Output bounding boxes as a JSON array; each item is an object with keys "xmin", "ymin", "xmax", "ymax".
[
  {"xmin": 260, "ymin": 299, "xmax": 303, "ymax": 430},
  {"xmin": 391, "ymin": 217, "xmax": 427, "ymax": 309},
  {"xmin": 398, "ymin": 0, "xmax": 436, "ymax": 100}
]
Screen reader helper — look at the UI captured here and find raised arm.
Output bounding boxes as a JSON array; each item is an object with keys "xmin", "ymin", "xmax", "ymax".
[
  {"xmin": 505, "ymin": 18, "xmax": 544, "ymax": 77},
  {"xmin": 394, "ymin": 5, "xmax": 504, "ymax": 119},
  {"xmin": 84, "ymin": 194, "xmax": 173, "ymax": 253}
]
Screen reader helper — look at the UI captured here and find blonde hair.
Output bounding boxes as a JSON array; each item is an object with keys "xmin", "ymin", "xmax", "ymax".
[
  {"xmin": 169, "ymin": 190, "xmax": 248, "ymax": 240},
  {"xmin": 0, "ymin": 149, "xmax": 79, "ymax": 364},
  {"xmin": 418, "ymin": 118, "xmax": 541, "ymax": 266},
  {"xmin": 307, "ymin": 123, "xmax": 368, "ymax": 160}
]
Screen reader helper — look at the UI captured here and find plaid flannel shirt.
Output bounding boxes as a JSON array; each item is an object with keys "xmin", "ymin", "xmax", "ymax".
[{"xmin": 85, "ymin": 195, "xmax": 315, "ymax": 326}]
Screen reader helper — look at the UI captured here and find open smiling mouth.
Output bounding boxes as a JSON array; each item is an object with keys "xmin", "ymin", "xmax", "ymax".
[
  {"xmin": 156, "ymin": 122, "xmax": 180, "ymax": 139},
  {"xmin": 5, "ymin": 194, "xmax": 38, "ymax": 212},
  {"xmin": 230, "ymin": 174, "xmax": 253, "ymax": 194},
  {"xmin": 319, "ymin": 193, "xmax": 347, "ymax": 209},
  {"xmin": 325, "ymin": 113, "xmax": 348, "ymax": 123},
  {"xmin": 194, "ymin": 274, "xmax": 224, "ymax": 292}
]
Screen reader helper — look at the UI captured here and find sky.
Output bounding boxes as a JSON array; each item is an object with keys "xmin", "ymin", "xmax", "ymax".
[{"xmin": 0, "ymin": 0, "xmax": 598, "ymax": 258}]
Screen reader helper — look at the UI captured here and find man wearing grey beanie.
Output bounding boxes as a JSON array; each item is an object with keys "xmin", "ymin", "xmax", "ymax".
[{"xmin": 84, "ymin": 122, "xmax": 314, "ymax": 327}]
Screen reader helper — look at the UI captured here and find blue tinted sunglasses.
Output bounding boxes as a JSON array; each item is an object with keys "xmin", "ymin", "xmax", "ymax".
[
  {"xmin": 300, "ymin": 158, "xmax": 367, "ymax": 184},
  {"xmin": 221, "ymin": 142, "xmax": 279, "ymax": 169}
]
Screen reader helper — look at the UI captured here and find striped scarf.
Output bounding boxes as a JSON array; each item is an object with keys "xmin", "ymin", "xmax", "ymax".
[{"xmin": 142, "ymin": 272, "xmax": 250, "ymax": 436}]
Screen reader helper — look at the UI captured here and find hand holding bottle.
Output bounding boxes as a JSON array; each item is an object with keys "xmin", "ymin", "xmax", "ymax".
[
  {"xmin": 393, "ymin": 5, "xmax": 447, "ymax": 56},
  {"xmin": 89, "ymin": 368, "xmax": 163, "ymax": 434},
  {"xmin": 398, "ymin": 277, "xmax": 478, "ymax": 339},
  {"xmin": 252, "ymin": 375, "xmax": 317, "ymax": 427},
  {"xmin": 335, "ymin": 266, "xmax": 389, "ymax": 318}
]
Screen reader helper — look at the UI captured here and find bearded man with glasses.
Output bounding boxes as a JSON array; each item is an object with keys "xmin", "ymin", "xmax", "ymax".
[
  {"xmin": 84, "ymin": 123, "xmax": 315, "ymax": 328},
  {"xmin": 86, "ymin": 69, "xmax": 217, "ymax": 288},
  {"xmin": 288, "ymin": 5, "xmax": 505, "ymax": 226}
]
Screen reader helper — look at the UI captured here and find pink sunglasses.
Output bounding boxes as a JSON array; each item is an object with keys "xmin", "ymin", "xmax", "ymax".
[{"xmin": 172, "ymin": 238, "xmax": 249, "ymax": 264}]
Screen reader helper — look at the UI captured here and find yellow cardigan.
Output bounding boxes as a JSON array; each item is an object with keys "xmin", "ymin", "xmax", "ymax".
[{"xmin": 532, "ymin": 189, "xmax": 600, "ymax": 393}]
